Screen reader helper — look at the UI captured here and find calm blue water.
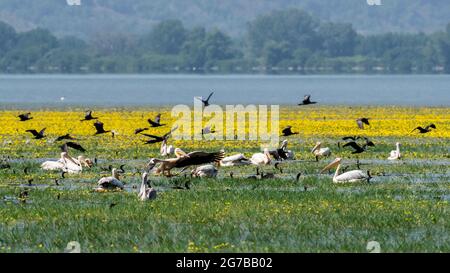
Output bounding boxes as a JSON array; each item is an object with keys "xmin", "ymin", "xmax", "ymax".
[{"xmin": 0, "ymin": 74, "xmax": 448, "ymax": 108}]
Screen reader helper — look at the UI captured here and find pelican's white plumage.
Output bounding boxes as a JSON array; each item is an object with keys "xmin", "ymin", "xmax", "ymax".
[
  {"xmin": 191, "ymin": 164, "xmax": 218, "ymax": 178},
  {"xmin": 138, "ymin": 172, "xmax": 157, "ymax": 201},
  {"xmin": 311, "ymin": 142, "xmax": 331, "ymax": 161},
  {"xmin": 96, "ymin": 168, "xmax": 124, "ymax": 191},
  {"xmin": 65, "ymin": 156, "xmax": 83, "ymax": 174},
  {"xmin": 41, "ymin": 152, "xmax": 66, "ymax": 171},
  {"xmin": 220, "ymin": 153, "xmax": 251, "ymax": 166},
  {"xmin": 321, "ymin": 158, "xmax": 370, "ymax": 183},
  {"xmin": 388, "ymin": 142, "xmax": 401, "ymax": 160},
  {"xmin": 250, "ymin": 148, "xmax": 271, "ymax": 165},
  {"xmin": 160, "ymin": 139, "xmax": 175, "ymax": 156}
]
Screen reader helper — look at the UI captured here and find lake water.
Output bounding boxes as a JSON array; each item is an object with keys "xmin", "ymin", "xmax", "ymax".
[{"xmin": 0, "ymin": 74, "xmax": 449, "ymax": 108}]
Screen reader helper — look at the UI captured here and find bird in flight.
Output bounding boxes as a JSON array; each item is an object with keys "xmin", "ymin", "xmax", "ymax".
[
  {"xmin": 201, "ymin": 125, "xmax": 216, "ymax": 136},
  {"xmin": 134, "ymin": 128, "xmax": 149, "ymax": 134},
  {"xmin": 411, "ymin": 124, "xmax": 436, "ymax": 134},
  {"xmin": 356, "ymin": 118, "xmax": 370, "ymax": 129},
  {"xmin": 281, "ymin": 126, "xmax": 298, "ymax": 137},
  {"xmin": 298, "ymin": 95, "xmax": 317, "ymax": 106},
  {"xmin": 148, "ymin": 113, "xmax": 165, "ymax": 127},
  {"xmin": 342, "ymin": 137, "xmax": 375, "ymax": 154},
  {"xmin": 26, "ymin": 128, "xmax": 46, "ymax": 139},
  {"xmin": 55, "ymin": 133, "xmax": 77, "ymax": 142},
  {"xmin": 60, "ymin": 142, "xmax": 86, "ymax": 153},
  {"xmin": 141, "ymin": 126, "xmax": 178, "ymax": 144},
  {"xmin": 195, "ymin": 91, "xmax": 214, "ymax": 107},
  {"xmin": 18, "ymin": 112, "xmax": 33, "ymax": 121},
  {"xmin": 147, "ymin": 150, "xmax": 224, "ymax": 177},
  {"xmin": 81, "ymin": 110, "xmax": 98, "ymax": 121},
  {"xmin": 93, "ymin": 121, "xmax": 110, "ymax": 135}
]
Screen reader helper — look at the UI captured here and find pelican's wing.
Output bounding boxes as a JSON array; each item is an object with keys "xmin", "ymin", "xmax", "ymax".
[
  {"xmin": 174, "ymin": 151, "xmax": 224, "ymax": 168},
  {"xmin": 39, "ymin": 128, "xmax": 46, "ymax": 135}
]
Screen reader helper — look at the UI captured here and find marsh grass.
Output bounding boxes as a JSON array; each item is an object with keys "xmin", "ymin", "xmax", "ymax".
[{"xmin": 0, "ymin": 106, "xmax": 449, "ymax": 252}]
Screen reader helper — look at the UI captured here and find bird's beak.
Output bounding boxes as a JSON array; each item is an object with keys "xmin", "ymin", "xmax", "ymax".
[
  {"xmin": 64, "ymin": 154, "xmax": 78, "ymax": 165},
  {"xmin": 311, "ymin": 143, "xmax": 320, "ymax": 153},
  {"xmin": 320, "ymin": 158, "xmax": 340, "ymax": 174}
]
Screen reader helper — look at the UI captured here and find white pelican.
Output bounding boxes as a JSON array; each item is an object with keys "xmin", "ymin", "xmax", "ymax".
[
  {"xmin": 64, "ymin": 156, "xmax": 83, "ymax": 174},
  {"xmin": 191, "ymin": 164, "xmax": 218, "ymax": 178},
  {"xmin": 388, "ymin": 142, "xmax": 401, "ymax": 160},
  {"xmin": 138, "ymin": 172, "xmax": 157, "ymax": 201},
  {"xmin": 320, "ymin": 158, "xmax": 371, "ymax": 183},
  {"xmin": 41, "ymin": 152, "xmax": 69, "ymax": 171},
  {"xmin": 95, "ymin": 168, "xmax": 124, "ymax": 192},
  {"xmin": 160, "ymin": 139, "xmax": 175, "ymax": 156},
  {"xmin": 279, "ymin": 140, "xmax": 295, "ymax": 160},
  {"xmin": 250, "ymin": 148, "xmax": 272, "ymax": 165},
  {"xmin": 311, "ymin": 142, "xmax": 331, "ymax": 161},
  {"xmin": 220, "ymin": 153, "xmax": 251, "ymax": 166}
]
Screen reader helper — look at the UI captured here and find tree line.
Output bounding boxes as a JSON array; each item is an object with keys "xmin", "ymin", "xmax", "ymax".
[{"xmin": 1, "ymin": 9, "xmax": 449, "ymax": 74}]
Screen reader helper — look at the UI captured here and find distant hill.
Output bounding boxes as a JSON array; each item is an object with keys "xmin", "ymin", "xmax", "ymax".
[{"xmin": 0, "ymin": 0, "xmax": 449, "ymax": 40}]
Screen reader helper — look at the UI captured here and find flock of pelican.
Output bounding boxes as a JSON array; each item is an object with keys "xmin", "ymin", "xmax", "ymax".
[{"xmin": 16, "ymin": 93, "xmax": 437, "ymax": 201}]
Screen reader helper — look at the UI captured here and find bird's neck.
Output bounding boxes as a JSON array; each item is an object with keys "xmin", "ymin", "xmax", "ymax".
[{"xmin": 334, "ymin": 164, "xmax": 341, "ymax": 179}]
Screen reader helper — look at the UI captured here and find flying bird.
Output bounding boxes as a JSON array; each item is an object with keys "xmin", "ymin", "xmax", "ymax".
[
  {"xmin": 195, "ymin": 91, "xmax": 214, "ymax": 107},
  {"xmin": 356, "ymin": 118, "xmax": 370, "ymax": 129},
  {"xmin": 411, "ymin": 124, "xmax": 436, "ymax": 134},
  {"xmin": 201, "ymin": 125, "xmax": 216, "ymax": 135},
  {"xmin": 141, "ymin": 126, "xmax": 178, "ymax": 145},
  {"xmin": 55, "ymin": 134, "xmax": 76, "ymax": 142},
  {"xmin": 26, "ymin": 128, "xmax": 46, "ymax": 139},
  {"xmin": 148, "ymin": 114, "xmax": 165, "ymax": 127},
  {"xmin": 281, "ymin": 126, "xmax": 298, "ymax": 136},
  {"xmin": 81, "ymin": 110, "xmax": 98, "ymax": 121},
  {"xmin": 298, "ymin": 95, "xmax": 317, "ymax": 106},
  {"xmin": 343, "ymin": 139, "xmax": 375, "ymax": 154},
  {"xmin": 134, "ymin": 128, "xmax": 149, "ymax": 134},
  {"xmin": 60, "ymin": 142, "xmax": 86, "ymax": 153},
  {"xmin": 93, "ymin": 121, "xmax": 110, "ymax": 135},
  {"xmin": 147, "ymin": 150, "xmax": 224, "ymax": 177},
  {"xmin": 18, "ymin": 112, "xmax": 33, "ymax": 121}
]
